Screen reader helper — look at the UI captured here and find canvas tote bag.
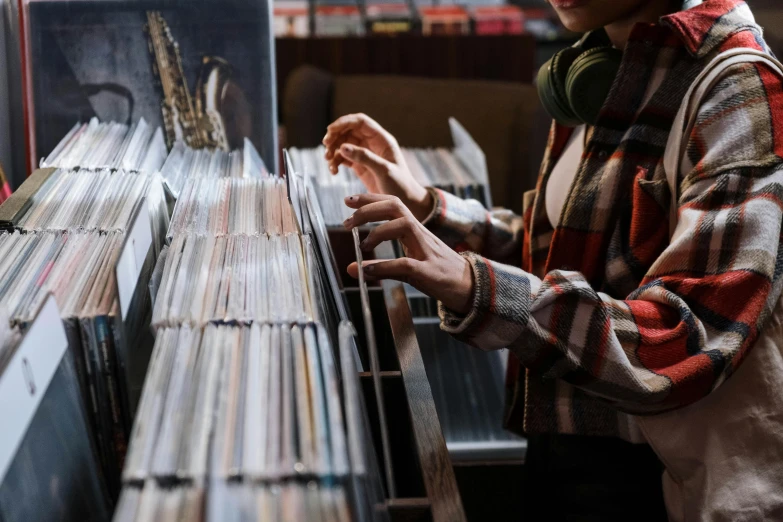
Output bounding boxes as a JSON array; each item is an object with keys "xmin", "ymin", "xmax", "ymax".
[{"xmin": 636, "ymin": 48, "xmax": 783, "ymax": 522}]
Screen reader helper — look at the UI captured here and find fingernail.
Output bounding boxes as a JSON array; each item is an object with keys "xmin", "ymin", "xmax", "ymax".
[
  {"xmin": 344, "ymin": 195, "xmax": 357, "ymax": 203},
  {"xmin": 365, "ymin": 264, "xmax": 375, "ymax": 273},
  {"xmin": 360, "ymin": 239, "xmax": 369, "ymax": 251},
  {"xmin": 341, "ymin": 145, "xmax": 354, "ymax": 157},
  {"xmin": 343, "ymin": 216, "xmax": 353, "ymax": 229}
]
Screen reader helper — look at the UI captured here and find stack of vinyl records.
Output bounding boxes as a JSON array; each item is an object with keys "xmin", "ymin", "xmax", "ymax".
[
  {"xmin": 415, "ymin": 322, "xmax": 523, "ymax": 458},
  {"xmin": 0, "ymin": 228, "xmax": 157, "ymax": 498},
  {"xmin": 15, "ymin": 169, "xmax": 167, "ymax": 242},
  {"xmin": 116, "ymin": 323, "xmax": 352, "ymax": 512},
  {"xmin": 159, "ymin": 138, "xmax": 269, "ymax": 199},
  {"xmin": 404, "ymin": 148, "xmax": 489, "ymax": 204},
  {"xmin": 41, "ymin": 117, "xmax": 167, "ymax": 173},
  {"xmin": 151, "ymin": 234, "xmax": 313, "ymax": 327},
  {"xmin": 0, "ymin": 231, "xmax": 124, "ymax": 324},
  {"xmin": 115, "ymin": 481, "xmax": 355, "ymax": 521},
  {"xmin": 167, "ymin": 177, "xmax": 298, "ymax": 239},
  {"xmin": 287, "ymin": 146, "xmax": 366, "ymax": 226},
  {"xmin": 0, "ymin": 120, "xmax": 170, "ymax": 500},
  {"xmin": 117, "ymin": 150, "xmax": 388, "ymax": 520},
  {"xmin": 288, "ymin": 144, "xmax": 490, "ymax": 225}
]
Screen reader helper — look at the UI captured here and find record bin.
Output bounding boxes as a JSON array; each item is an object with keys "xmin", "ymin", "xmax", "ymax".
[
  {"xmin": 286, "ymin": 157, "xmax": 467, "ymax": 521},
  {"xmin": 328, "ymin": 229, "xmax": 468, "ymax": 522},
  {"xmin": 314, "ymin": 120, "xmax": 525, "ymax": 520},
  {"xmin": 328, "ymin": 221, "xmax": 522, "ymax": 522}
]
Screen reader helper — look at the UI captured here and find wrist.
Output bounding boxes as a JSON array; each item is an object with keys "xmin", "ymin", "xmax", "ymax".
[
  {"xmin": 408, "ymin": 184, "xmax": 434, "ymax": 222},
  {"xmin": 449, "ymin": 254, "xmax": 475, "ymax": 315}
]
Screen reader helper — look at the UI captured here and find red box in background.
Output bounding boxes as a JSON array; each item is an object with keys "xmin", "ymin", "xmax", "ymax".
[
  {"xmin": 418, "ymin": 6, "xmax": 471, "ymax": 36},
  {"xmin": 471, "ymin": 5, "xmax": 525, "ymax": 36},
  {"xmin": 274, "ymin": 1, "xmax": 309, "ymax": 37}
]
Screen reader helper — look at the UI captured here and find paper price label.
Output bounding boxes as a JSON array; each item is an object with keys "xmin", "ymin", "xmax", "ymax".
[
  {"xmin": 117, "ymin": 199, "xmax": 152, "ymax": 320},
  {"xmin": 0, "ymin": 296, "xmax": 67, "ymax": 483}
]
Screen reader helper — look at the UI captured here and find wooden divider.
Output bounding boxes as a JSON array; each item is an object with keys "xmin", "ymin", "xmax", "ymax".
[{"xmin": 331, "ymin": 229, "xmax": 466, "ymax": 522}]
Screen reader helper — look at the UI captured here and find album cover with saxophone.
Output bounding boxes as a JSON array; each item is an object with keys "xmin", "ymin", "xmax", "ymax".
[{"xmin": 21, "ymin": 0, "xmax": 278, "ymax": 172}]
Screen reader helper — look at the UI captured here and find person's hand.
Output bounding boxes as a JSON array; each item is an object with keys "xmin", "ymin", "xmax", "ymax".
[
  {"xmin": 323, "ymin": 113, "xmax": 433, "ymax": 221},
  {"xmin": 343, "ymin": 193, "xmax": 474, "ymax": 314}
]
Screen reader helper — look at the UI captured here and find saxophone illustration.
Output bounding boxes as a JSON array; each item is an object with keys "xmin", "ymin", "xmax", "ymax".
[{"xmin": 145, "ymin": 11, "xmax": 231, "ymax": 151}]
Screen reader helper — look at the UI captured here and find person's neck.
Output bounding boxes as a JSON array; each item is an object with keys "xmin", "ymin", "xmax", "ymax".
[{"xmin": 604, "ymin": 0, "xmax": 679, "ymax": 49}]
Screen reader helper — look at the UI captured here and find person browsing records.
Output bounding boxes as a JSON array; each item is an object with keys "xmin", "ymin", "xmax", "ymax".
[{"xmin": 323, "ymin": 0, "xmax": 783, "ymax": 519}]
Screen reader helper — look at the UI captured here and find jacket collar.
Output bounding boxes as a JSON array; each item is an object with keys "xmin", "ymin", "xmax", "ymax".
[{"xmin": 661, "ymin": 0, "xmax": 763, "ymax": 58}]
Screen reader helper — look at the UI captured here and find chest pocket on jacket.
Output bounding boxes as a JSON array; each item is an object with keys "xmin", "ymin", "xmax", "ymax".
[
  {"xmin": 634, "ymin": 166, "xmax": 671, "ymax": 214},
  {"xmin": 629, "ymin": 166, "xmax": 672, "ymax": 269}
]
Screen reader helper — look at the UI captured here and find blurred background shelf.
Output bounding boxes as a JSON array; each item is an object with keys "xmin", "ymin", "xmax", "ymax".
[{"xmin": 276, "ymin": 33, "xmax": 536, "ymax": 91}]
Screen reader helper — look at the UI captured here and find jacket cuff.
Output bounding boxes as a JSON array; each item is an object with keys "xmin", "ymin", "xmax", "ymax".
[
  {"xmin": 438, "ymin": 251, "xmax": 491, "ymax": 336},
  {"xmin": 439, "ymin": 252, "xmax": 539, "ymax": 352},
  {"xmin": 420, "ymin": 187, "xmax": 444, "ymax": 227},
  {"xmin": 421, "ymin": 187, "xmax": 490, "ymax": 253}
]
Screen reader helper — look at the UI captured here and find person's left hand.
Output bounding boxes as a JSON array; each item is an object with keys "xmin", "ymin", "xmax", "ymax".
[{"xmin": 343, "ymin": 193, "xmax": 475, "ymax": 315}]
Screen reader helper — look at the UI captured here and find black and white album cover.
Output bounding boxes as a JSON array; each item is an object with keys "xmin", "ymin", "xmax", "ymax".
[{"xmin": 24, "ymin": 0, "xmax": 277, "ymax": 169}]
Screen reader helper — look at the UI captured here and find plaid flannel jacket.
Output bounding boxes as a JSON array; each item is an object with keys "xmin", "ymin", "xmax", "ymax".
[
  {"xmin": 424, "ymin": 0, "xmax": 783, "ymax": 439},
  {"xmin": 0, "ymin": 162, "xmax": 9, "ymax": 204}
]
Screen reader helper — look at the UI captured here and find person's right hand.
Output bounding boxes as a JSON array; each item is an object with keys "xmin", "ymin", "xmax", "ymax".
[{"xmin": 322, "ymin": 113, "xmax": 433, "ymax": 221}]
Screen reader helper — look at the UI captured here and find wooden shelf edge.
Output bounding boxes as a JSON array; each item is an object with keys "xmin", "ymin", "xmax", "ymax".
[
  {"xmin": 377, "ymin": 268, "xmax": 466, "ymax": 520},
  {"xmin": 359, "ymin": 370, "xmax": 402, "ymax": 379},
  {"xmin": 387, "ymin": 497, "xmax": 432, "ymax": 522},
  {"xmin": 387, "ymin": 497, "xmax": 431, "ymax": 508}
]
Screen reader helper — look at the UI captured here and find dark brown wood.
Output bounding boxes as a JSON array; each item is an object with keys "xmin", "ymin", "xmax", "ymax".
[
  {"xmin": 387, "ymin": 498, "xmax": 433, "ymax": 522},
  {"xmin": 453, "ymin": 461, "xmax": 526, "ymax": 522},
  {"xmin": 344, "ymin": 287, "xmax": 400, "ymax": 372},
  {"xmin": 360, "ymin": 371, "xmax": 403, "ymax": 379},
  {"xmin": 328, "ymin": 227, "xmax": 377, "ymax": 290},
  {"xmin": 376, "ymin": 244, "xmax": 466, "ymax": 522},
  {"xmin": 276, "ymin": 34, "xmax": 536, "ymax": 110},
  {"xmin": 360, "ymin": 372, "xmax": 426, "ymax": 498}
]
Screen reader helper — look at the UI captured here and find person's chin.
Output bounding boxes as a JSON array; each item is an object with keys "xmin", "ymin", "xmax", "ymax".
[{"xmin": 554, "ymin": 8, "xmax": 608, "ymax": 34}]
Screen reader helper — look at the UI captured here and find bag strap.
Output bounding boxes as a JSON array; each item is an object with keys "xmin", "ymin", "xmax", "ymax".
[{"xmin": 664, "ymin": 48, "xmax": 783, "ymax": 240}]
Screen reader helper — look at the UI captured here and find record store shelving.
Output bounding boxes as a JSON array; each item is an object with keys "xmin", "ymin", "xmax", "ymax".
[
  {"xmin": 0, "ymin": 0, "xmax": 507, "ymax": 519},
  {"xmin": 0, "ymin": 122, "xmax": 469, "ymax": 522}
]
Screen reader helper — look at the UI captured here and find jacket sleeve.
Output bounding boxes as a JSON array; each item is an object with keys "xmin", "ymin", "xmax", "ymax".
[
  {"xmin": 438, "ymin": 61, "xmax": 783, "ymax": 414},
  {"xmin": 421, "ymin": 187, "xmax": 529, "ymax": 266}
]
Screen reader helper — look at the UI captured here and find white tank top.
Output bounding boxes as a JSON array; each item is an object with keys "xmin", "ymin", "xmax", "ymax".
[{"xmin": 545, "ymin": 125, "xmax": 585, "ymax": 229}]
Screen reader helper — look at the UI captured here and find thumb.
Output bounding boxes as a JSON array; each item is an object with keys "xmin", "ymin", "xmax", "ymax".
[{"xmin": 340, "ymin": 144, "xmax": 392, "ymax": 176}]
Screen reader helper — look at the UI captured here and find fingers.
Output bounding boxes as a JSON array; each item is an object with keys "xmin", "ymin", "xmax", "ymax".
[
  {"xmin": 324, "ymin": 133, "xmax": 357, "ymax": 161},
  {"xmin": 337, "ymin": 144, "xmax": 391, "ymax": 175},
  {"xmin": 323, "ymin": 113, "xmax": 382, "ymax": 146},
  {"xmin": 325, "ymin": 134, "xmax": 363, "ymax": 170},
  {"xmin": 323, "ymin": 114, "xmax": 394, "ymax": 174},
  {"xmin": 360, "ymin": 218, "xmax": 415, "ymax": 252},
  {"xmin": 343, "ymin": 192, "xmax": 396, "ymax": 208},
  {"xmin": 342, "ymin": 196, "xmax": 410, "ymax": 229},
  {"xmin": 346, "ymin": 258, "xmax": 419, "ymax": 284}
]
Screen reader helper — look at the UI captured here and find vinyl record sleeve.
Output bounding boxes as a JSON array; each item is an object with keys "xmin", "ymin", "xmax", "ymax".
[
  {"xmin": 0, "ymin": 296, "xmax": 110, "ymax": 522},
  {"xmin": 0, "ymin": 168, "xmax": 56, "ymax": 231}
]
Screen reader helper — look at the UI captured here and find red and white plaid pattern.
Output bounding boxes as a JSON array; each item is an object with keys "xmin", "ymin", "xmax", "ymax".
[
  {"xmin": 0, "ymin": 163, "xmax": 10, "ymax": 204},
  {"xmin": 424, "ymin": 0, "xmax": 783, "ymax": 438}
]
